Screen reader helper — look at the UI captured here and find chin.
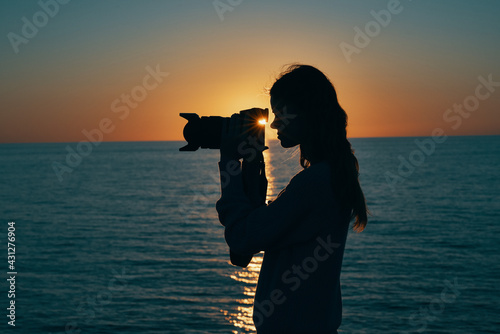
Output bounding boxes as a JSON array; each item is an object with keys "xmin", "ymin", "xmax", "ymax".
[{"xmin": 279, "ymin": 139, "xmax": 299, "ymax": 148}]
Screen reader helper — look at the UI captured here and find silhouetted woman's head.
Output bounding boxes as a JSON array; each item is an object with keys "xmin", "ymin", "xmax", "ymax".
[{"xmin": 270, "ymin": 64, "xmax": 368, "ymax": 232}]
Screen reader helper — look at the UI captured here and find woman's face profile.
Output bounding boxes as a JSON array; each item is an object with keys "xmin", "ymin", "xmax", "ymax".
[{"xmin": 270, "ymin": 97, "xmax": 302, "ymax": 148}]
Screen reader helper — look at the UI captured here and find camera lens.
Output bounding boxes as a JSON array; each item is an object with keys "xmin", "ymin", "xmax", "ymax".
[{"xmin": 179, "ymin": 108, "xmax": 268, "ymax": 151}]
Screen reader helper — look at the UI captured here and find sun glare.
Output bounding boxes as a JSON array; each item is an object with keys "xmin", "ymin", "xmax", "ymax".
[{"xmin": 258, "ymin": 119, "xmax": 266, "ymax": 125}]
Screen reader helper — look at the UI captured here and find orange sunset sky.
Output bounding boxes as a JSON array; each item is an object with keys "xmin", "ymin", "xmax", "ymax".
[{"xmin": 1, "ymin": 0, "xmax": 499, "ymax": 143}]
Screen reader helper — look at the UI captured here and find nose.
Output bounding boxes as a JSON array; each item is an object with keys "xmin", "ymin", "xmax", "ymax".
[{"xmin": 270, "ymin": 116, "xmax": 281, "ymax": 130}]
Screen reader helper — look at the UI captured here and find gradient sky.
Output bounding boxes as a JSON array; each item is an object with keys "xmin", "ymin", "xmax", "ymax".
[{"xmin": 1, "ymin": 0, "xmax": 499, "ymax": 143}]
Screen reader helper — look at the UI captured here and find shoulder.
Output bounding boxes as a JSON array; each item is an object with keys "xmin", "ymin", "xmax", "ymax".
[
  {"xmin": 272, "ymin": 162, "xmax": 332, "ymax": 201},
  {"xmin": 283, "ymin": 161, "xmax": 331, "ymax": 195},
  {"xmin": 291, "ymin": 161, "xmax": 331, "ymax": 184}
]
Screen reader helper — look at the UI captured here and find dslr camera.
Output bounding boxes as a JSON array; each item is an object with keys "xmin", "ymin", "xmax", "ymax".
[{"xmin": 179, "ymin": 108, "xmax": 268, "ymax": 153}]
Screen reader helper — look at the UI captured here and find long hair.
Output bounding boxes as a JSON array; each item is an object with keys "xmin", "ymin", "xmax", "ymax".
[{"xmin": 270, "ymin": 64, "xmax": 368, "ymax": 232}]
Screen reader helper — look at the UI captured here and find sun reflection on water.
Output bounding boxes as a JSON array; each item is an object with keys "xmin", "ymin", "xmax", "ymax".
[
  {"xmin": 263, "ymin": 143, "xmax": 278, "ymax": 203},
  {"xmin": 221, "ymin": 255, "xmax": 263, "ymax": 333}
]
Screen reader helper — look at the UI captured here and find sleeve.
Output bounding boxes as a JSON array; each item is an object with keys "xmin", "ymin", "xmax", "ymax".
[{"xmin": 216, "ymin": 158, "xmax": 321, "ymax": 255}]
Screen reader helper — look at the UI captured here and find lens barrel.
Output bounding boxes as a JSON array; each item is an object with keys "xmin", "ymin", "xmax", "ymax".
[{"xmin": 179, "ymin": 108, "xmax": 268, "ymax": 152}]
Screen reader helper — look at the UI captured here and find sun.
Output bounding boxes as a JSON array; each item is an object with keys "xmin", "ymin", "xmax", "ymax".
[{"xmin": 258, "ymin": 118, "xmax": 266, "ymax": 125}]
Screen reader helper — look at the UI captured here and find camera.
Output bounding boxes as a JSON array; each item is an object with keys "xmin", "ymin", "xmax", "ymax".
[{"xmin": 179, "ymin": 108, "xmax": 268, "ymax": 151}]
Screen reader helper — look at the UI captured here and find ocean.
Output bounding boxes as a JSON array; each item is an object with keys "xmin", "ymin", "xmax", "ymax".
[{"xmin": 1, "ymin": 136, "xmax": 499, "ymax": 333}]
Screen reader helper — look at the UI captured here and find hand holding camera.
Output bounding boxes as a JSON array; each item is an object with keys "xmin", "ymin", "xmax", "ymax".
[
  {"xmin": 220, "ymin": 109, "xmax": 269, "ymax": 162},
  {"xmin": 179, "ymin": 107, "xmax": 269, "ymax": 267}
]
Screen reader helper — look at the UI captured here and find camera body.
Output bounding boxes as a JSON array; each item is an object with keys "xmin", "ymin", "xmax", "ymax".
[{"xmin": 179, "ymin": 108, "xmax": 268, "ymax": 151}]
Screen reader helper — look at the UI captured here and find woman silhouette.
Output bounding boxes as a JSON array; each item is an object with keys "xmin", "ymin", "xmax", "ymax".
[{"xmin": 216, "ymin": 64, "xmax": 368, "ymax": 333}]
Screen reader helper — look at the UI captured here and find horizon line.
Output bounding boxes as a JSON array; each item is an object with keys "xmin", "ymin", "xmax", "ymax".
[{"xmin": 1, "ymin": 133, "xmax": 499, "ymax": 145}]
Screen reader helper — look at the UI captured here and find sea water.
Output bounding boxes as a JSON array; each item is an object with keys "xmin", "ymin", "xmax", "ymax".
[{"xmin": 0, "ymin": 136, "xmax": 499, "ymax": 333}]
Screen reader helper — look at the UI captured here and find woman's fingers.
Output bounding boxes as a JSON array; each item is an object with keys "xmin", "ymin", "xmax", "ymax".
[{"xmin": 221, "ymin": 112, "xmax": 268, "ymax": 159}]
